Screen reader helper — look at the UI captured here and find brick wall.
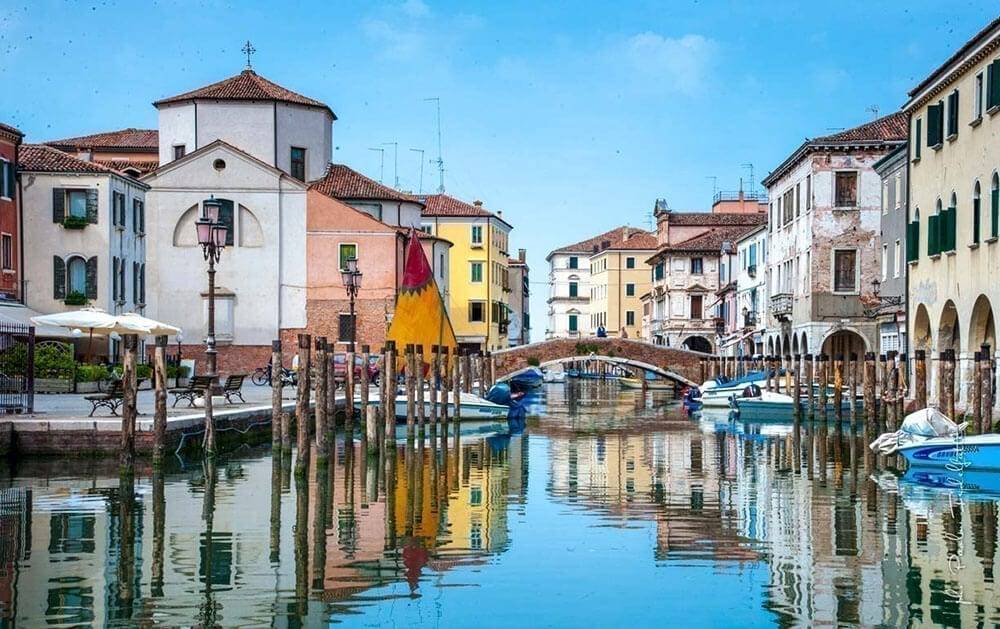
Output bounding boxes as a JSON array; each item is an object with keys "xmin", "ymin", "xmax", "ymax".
[
  {"xmin": 164, "ymin": 344, "xmax": 273, "ymax": 376},
  {"xmin": 282, "ymin": 297, "xmax": 395, "ymax": 352}
]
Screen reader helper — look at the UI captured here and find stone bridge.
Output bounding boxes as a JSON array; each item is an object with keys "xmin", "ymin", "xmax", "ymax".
[{"xmin": 493, "ymin": 338, "xmax": 703, "ymax": 386}]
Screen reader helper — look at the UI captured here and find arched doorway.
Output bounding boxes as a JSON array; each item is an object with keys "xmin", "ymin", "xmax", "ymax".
[
  {"xmin": 913, "ymin": 303, "xmax": 932, "ymax": 351},
  {"xmin": 800, "ymin": 332, "xmax": 809, "ymax": 355},
  {"xmin": 968, "ymin": 295, "xmax": 996, "ymax": 354},
  {"xmin": 682, "ymin": 336, "xmax": 713, "ymax": 353},
  {"xmin": 937, "ymin": 300, "xmax": 961, "ymax": 353},
  {"xmin": 792, "ymin": 334, "xmax": 800, "ymax": 356},
  {"xmin": 766, "ymin": 337, "xmax": 774, "ymax": 355},
  {"xmin": 822, "ymin": 329, "xmax": 867, "ymax": 358}
]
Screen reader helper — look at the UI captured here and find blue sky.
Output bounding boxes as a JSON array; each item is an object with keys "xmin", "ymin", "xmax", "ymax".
[{"xmin": 1, "ymin": 1, "xmax": 996, "ymax": 338}]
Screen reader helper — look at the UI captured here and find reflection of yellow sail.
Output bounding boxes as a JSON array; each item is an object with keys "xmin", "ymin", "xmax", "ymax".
[{"xmin": 387, "ymin": 228, "xmax": 457, "ymax": 356}]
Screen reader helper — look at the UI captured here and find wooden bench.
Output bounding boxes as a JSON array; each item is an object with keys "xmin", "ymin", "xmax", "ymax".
[
  {"xmin": 84, "ymin": 380, "xmax": 124, "ymax": 416},
  {"xmin": 169, "ymin": 375, "xmax": 215, "ymax": 407},
  {"xmin": 221, "ymin": 374, "xmax": 247, "ymax": 404}
]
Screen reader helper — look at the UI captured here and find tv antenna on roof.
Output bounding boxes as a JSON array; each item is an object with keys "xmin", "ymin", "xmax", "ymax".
[
  {"xmin": 424, "ymin": 97, "xmax": 445, "ymax": 192},
  {"xmin": 706, "ymin": 176, "xmax": 718, "ymax": 197},
  {"xmin": 741, "ymin": 163, "xmax": 755, "ymax": 194},
  {"xmin": 382, "ymin": 142, "xmax": 399, "ymax": 189},
  {"xmin": 409, "ymin": 148, "xmax": 425, "ymax": 194},
  {"xmin": 866, "ymin": 104, "xmax": 880, "ymax": 119},
  {"xmin": 368, "ymin": 147, "xmax": 385, "ymax": 183}
]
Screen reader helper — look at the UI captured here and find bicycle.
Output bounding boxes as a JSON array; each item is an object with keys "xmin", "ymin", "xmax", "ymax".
[{"xmin": 252, "ymin": 365, "xmax": 297, "ymax": 387}]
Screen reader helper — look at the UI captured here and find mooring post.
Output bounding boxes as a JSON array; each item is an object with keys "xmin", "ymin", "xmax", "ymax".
[
  {"xmin": 488, "ymin": 351, "xmax": 496, "ymax": 391},
  {"xmin": 888, "ymin": 351, "xmax": 899, "ymax": 430},
  {"xmin": 792, "ymin": 353, "xmax": 802, "ymax": 422},
  {"xmin": 314, "ymin": 338, "xmax": 329, "ymax": 457},
  {"xmin": 345, "ymin": 347, "xmax": 356, "ymax": 442},
  {"xmin": 914, "ymin": 349, "xmax": 928, "ymax": 409},
  {"xmin": 833, "ymin": 354, "xmax": 844, "ymax": 422},
  {"xmin": 271, "ymin": 340, "xmax": 285, "ymax": 450},
  {"xmin": 360, "ymin": 344, "xmax": 373, "ymax": 452},
  {"xmin": 382, "ymin": 342, "xmax": 396, "ymax": 449},
  {"xmin": 463, "ymin": 351, "xmax": 472, "ymax": 394},
  {"xmin": 120, "ymin": 334, "xmax": 138, "ymax": 470},
  {"xmin": 699, "ymin": 357, "xmax": 707, "ymax": 383},
  {"xmin": 982, "ymin": 344, "xmax": 994, "ymax": 433},
  {"xmin": 295, "ymin": 334, "xmax": 312, "ymax": 472},
  {"xmin": 804, "ymin": 354, "xmax": 814, "ymax": 417},
  {"xmin": 783, "ymin": 355, "xmax": 792, "ymax": 394},
  {"xmin": 404, "ymin": 344, "xmax": 416, "ymax": 438},
  {"xmin": 864, "ymin": 352, "xmax": 876, "ymax": 429},
  {"xmin": 942, "ymin": 350, "xmax": 956, "ymax": 421},
  {"xmin": 441, "ymin": 346, "xmax": 450, "ymax": 426},
  {"xmin": 153, "ymin": 335, "xmax": 168, "ymax": 467},
  {"xmin": 765, "ymin": 355, "xmax": 773, "ymax": 392},
  {"xmin": 847, "ymin": 353, "xmax": 857, "ymax": 424},
  {"xmin": 818, "ymin": 354, "xmax": 829, "ymax": 423},
  {"xmin": 416, "ymin": 344, "xmax": 426, "ymax": 438},
  {"xmin": 430, "ymin": 345, "xmax": 440, "ymax": 429},
  {"xmin": 453, "ymin": 349, "xmax": 462, "ymax": 420},
  {"xmin": 898, "ymin": 352, "xmax": 909, "ymax": 417}
]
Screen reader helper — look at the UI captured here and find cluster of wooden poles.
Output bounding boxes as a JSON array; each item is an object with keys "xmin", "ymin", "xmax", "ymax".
[
  {"xmin": 269, "ymin": 334, "xmax": 499, "ymax": 476},
  {"xmin": 700, "ymin": 348, "xmax": 996, "ymax": 432}
]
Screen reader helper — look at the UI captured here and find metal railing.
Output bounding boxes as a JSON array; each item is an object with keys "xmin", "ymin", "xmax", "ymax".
[
  {"xmin": 0, "ymin": 322, "xmax": 35, "ymax": 413},
  {"xmin": 713, "ymin": 190, "xmax": 768, "ymax": 204}
]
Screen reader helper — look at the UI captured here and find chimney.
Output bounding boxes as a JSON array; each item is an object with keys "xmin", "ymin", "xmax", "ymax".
[
  {"xmin": 497, "ymin": 210, "xmax": 503, "ymax": 218},
  {"xmin": 473, "ymin": 200, "xmax": 483, "ymax": 207},
  {"xmin": 601, "ymin": 239, "xmax": 611, "ymax": 250},
  {"xmin": 518, "ymin": 248, "xmax": 526, "ymax": 262},
  {"xmin": 622, "ymin": 226, "xmax": 631, "ymax": 241}
]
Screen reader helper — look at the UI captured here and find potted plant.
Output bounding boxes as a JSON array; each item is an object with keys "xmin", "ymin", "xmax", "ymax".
[
  {"xmin": 64, "ymin": 291, "xmax": 88, "ymax": 306},
  {"xmin": 74, "ymin": 364, "xmax": 111, "ymax": 393},
  {"xmin": 167, "ymin": 364, "xmax": 190, "ymax": 387},
  {"xmin": 62, "ymin": 215, "xmax": 90, "ymax": 230}
]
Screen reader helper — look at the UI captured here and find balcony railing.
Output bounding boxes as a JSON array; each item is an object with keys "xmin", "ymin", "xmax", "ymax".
[
  {"xmin": 743, "ymin": 311, "xmax": 758, "ymax": 329},
  {"xmin": 770, "ymin": 293, "xmax": 792, "ymax": 321}
]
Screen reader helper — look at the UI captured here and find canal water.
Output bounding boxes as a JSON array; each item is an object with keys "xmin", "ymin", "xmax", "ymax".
[{"xmin": 2, "ymin": 381, "xmax": 999, "ymax": 626}]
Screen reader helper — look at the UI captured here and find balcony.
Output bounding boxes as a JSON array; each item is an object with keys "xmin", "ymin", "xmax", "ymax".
[
  {"xmin": 770, "ymin": 293, "xmax": 792, "ymax": 321},
  {"xmin": 743, "ymin": 311, "xmax": 758, "ymax": 329}
]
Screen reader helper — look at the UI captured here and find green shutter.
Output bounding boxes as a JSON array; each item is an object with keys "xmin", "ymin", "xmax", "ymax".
[
  {"xmin": 928, "ymin": 214, "xmax": 940, "ymax": 255},
  {"xmin": 974, "ymin": 197, "xmax": 981, "ymax": 244},
  {"xmin": 52, "ymin": 256, "xmax": 65, "ymax": 299},
  {"xmin": 989, "ymin": 60, "xmax": 1000, "ymax": 110},
  {"xmin": 927, "ymin": 103, "xmax": 941, "ymax": 146},
  {"xmin": 85, "ymin": 189, "xmax": 98, "ymax": 224},
  {"xmin": 948, "ymin": 206, "xmax": 957, "ymax": 251},
  {"xmin": 85, "ymin": 256, "xmax": 97, "ymax": 299},
  {"xmin": 993, "ymin": 186, "xmax": 1000, "ymax": 239},
  {"xmin": 4, "ymin": 161, "xmax": 14, "ymax": 199},
  {"xmin": 906, "ymin": 222, "xmax": 918, "ymax": 262},
  {"xmin": 52, "ymin": 188, "xmax": 65, "ymax": 223},
  {"xmin": 947, "ymin": 90, "xmax": 959, "ymax": 136}
]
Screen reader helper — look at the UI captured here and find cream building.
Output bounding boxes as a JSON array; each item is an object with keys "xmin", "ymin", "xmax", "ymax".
[
  {"xmin": 587, "ymin": 227, "xmax": 656, "ymax": 339},
  {"xmin": 18, "ymin": 145, "xmax": 148, "ymax": 360},
  {"xmin": 905, "ymin": 17, "xmax": 1000, "ymax": 412}
]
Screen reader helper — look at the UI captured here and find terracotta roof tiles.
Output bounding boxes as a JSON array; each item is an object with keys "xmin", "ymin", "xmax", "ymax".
[
  {"xmin": 811, "ymin": 111, "xmax": 909, "ymax": 144},
  {"xmin": 154, "ymin": 69, "xmax": 335, "ymax": 118},
  {"xmin": 18, "ymin": 144, "xmax": 144, "ymax": 183},
  {"xmin": 650, "ymin": 225, "xmax": 760, "ymax": 259},
  {"xmin": 550, "ymin": 226, "xmax": 657, "ymax": 257},
  {"xmin": 309, "ymin": 163, "xmax": 420, "ymax": 203},
  {"xmin": 662, "ymin": 212, "xmax": 766, "ymax": 227},
  {"xmin": 94, "ymin": 158, "xmax": 159, "ymax": 175},
  {"xmin": 420, "ymin": 194, "xmax": 495, "ymax": 218},
  {"xmin": 46, "ymin": 128, "xmax": 158, "ymax": 152},
  {"xmin": 0, "ymin": 122, "xmax": 24, "ymax": 138}
]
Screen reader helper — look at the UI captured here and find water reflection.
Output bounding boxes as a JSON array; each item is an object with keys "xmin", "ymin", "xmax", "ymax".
[{"xmin": 1, "ymin": 381, "xmax": 1000, "ymax": 625}]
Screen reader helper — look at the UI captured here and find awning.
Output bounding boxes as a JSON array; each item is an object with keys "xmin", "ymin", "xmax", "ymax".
[{"xmin": 0, "ymin": 303, "xmax": 78, "ymax": 338}]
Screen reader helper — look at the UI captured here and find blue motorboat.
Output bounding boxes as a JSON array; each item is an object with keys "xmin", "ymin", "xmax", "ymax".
[
  {"xmin": 509, "ymin": 367, "xmax": 544, "ymax": 391},
  {"xmin": 871, "ymin": 407, "xmax": 1000, "ymax": 471}
]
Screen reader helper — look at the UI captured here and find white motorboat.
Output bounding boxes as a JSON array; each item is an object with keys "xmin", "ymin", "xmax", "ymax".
[
  {"xmin": 355, "ymin": 389, "xmax": 509, "ymax": 420},
  {"xmin": 542, "ymin": 369, "xmax": 567, "ymax": 383},
  {"xmin": 870, "ymin": 407, "xmax": 1000, "ymax": 471},
  {"xmin": 698, "ymin": 371, "xmax": 769, "ymax": 407}
]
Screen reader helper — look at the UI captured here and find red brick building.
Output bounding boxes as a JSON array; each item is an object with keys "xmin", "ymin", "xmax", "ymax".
[{"xmin": 0, "ymin": 123, "xmax": 24, "ymax": 301}]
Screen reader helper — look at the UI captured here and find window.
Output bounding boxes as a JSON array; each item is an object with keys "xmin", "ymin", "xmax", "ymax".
[
  {"xmin": 975, "ymin": 72, "xmax": 984, "ymax": 120},
  {"xmin": 795, "ymin": 183, "xmax": 801, "ymax": 217},
  {"xmin": 338, "ymin": 313, "xmax": 356, "ymax": 342},
  {"xmin": 338, "ymin": 243, "xmax": 357, "ymax": 271},
  {"xmin": 993, "ymin": 173, "xmax": 1000, "ymax": 239},
  {"xmin": 654, "ymin": 262, "xmax": 664, "ymax": 281},
  {"xmin": 568, "ymin": 281, "xmax": 578, "ymax": 298},
  {"xmin": 987, "ymin": 59, "xmax": 1000, "ymax": 111},
  {"xmin": 626, "ymin": 311, "xmax": 635, "ymax": 326},
  {"xmin": 894, "ymin": 173, "xmax": 902, "ymax": 210},
  {"xmin": 927, "ymin": 100, "xmax": 944, "ymax": 147},
  {"xmin": 173, "ymin": 145, "xmax": 186, "ymax": 160},
  {"xmin": 894, "ymin": 240, "xmax": 901, "ymax": 278},
  {"xmin": 469, "ymin": 301, "xmax": 485, "ymax": 322},
  {"xmin": 439, "ymin": 253, "xmax": 445, "ymax": 279},
  {"xmin": 568, "ymin": 313, "xmax": 578, "ymax": 332},
  {"xmin": 833, "ymin": 249, "xmax": 858, "ymax": 293},
  {"xmin": 626, "ymin": 256, "xmax": 635, "ymax": 269},
  {"xmin": 471, "ymin": 225, "xmax": 483, "ymax": 246},
  {"xmin": 881, "ymin": 244, "xmax": 888, "ymax": 280},
  {"xmin": 691, "ymin": 257, "xmax": 703, "ymax": 274},
  {"xmin": 0, "ymin": 159, "xmax": 12, "ymax": 199},
  {"xmin": 806, "ymin": 175, "xmax": 812, "ymax": 210},
  {"xmin": 914, "ymin": 118, "xmax": 922, "ymax": 160},
  {"xmin": 68, "ymin": 190, "xmax": 88, "ymax": 218},
  {"xmin": 112, "ymin": 256, "xmax": 120, "ymax": 301},
  {"xmin": 946, "ymin": 90, "xmax": 960, "ymax": 138},
  {"xmin": 1, "ymin": 234, "xmax": 11, "ymax": 270},
  {"xmin": 132, "ymin": 261, "xmax": 139, "ymax": 303},
  {"xmin": 626, "ymin": 283, "xmax": 635, "ymax": 297},
  {"xmin": 290, "ymin": 147, "xmax": 306, "ymax": 181},
  {"xmin": 690, "ymin": 295, "xmax": 703, "ymax": 319},
  {"xmin": 835, "ymin": 172, "xmax": 857, "ymax": 207},
  {"xmin": 470, "ymin": 262, "xmax": 483, "ymax": 283},
  {"xmin": 782, "ymin": 188, "xmax": 794, "ymax": 224},
  {"xmin": 568, "ymin": 256, "xmax": 578, "ymax": 269},
  {"xmin": 973, "ymin": 181, "xmax": 982, "ymax": 245},
  {"xmin": 133, "ymin": 199, "xmax": 145, "ymax": 234},
  {"xmin": 881, "ymin": 180, "xmax": 889, "ymax": 213},
  {"xmin": 420, "ymin": 224, "xmax": 433, "ymax": 234},
  {"xmin": 67, "ymin": 256, "xmax": 87, "ymax": 295}
]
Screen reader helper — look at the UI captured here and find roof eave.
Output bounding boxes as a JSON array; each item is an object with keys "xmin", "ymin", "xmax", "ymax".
[{"xmin": 153, "ymin": 95, "xmax": 337, "ymax": 120}]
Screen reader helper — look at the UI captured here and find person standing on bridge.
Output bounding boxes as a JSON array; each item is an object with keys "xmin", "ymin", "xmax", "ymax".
[{"xmin": 596, "ymin": 325, "xmax": 607, "ymax": 338}]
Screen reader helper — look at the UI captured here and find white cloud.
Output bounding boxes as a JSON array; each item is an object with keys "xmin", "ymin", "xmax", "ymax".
[{"xmin": 617, "ymin": 32, "xmax": 718, "ymax": 96}]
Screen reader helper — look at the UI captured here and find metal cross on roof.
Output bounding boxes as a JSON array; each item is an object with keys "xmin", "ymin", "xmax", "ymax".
[{"xmin": 242, "ymin": 40, "xmax": 256, "ymax": 69}]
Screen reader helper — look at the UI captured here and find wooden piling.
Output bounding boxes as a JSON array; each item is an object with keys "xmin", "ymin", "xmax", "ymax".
[
  {"xmin": 454, "ymin": 349, "xmax": 463, "ymax": 419},
  {"xmin": 699, "ymin": 358, "xmax": 707, "ymax": 383},
  {"xmin": 488, "ymin": 351, "xmax": 496, "ymax": 391},
  {"xmin": 314, "ymin": 338, "xmax": 329, "ymax": 457},
  {"xmin": 271, "ymin": 340, "xmax": 285, "ymax": 450},
  {"xmin": 120, "ymin": 334, "xmax": 138, "ymax": 470},
  {"xmin": 360, "ymin": 344, "xmax": 372, "ymax": 453},
  {"xmin": 295, "ymin": 334, "xmax": 311, "ymax": 472},
  {"xmin": 878, "ymin": 354, "xmax": 889, "ymax": 428},
  {"xmin": 405, "ymin": 344, "xmax": 416, "ymax": 438},
  {"xmin": 982, "ymin": 345, "xmax": 994, "ymax": 433},
  {"xmin": 784, "ymin": 355, "xmax": 792, "ymax": 394},
  {"xmin": 416, "ymin": 344, "xmax": 426, "ymax": 437},
  {"xmin": 942, "ymin": 349, "xmax": 956, "ymax": 421},
  {"xmin": 765, "ymin": 356, "xmax": 773, "ymax": 391},
  {"xmin": 847, "ymin": 353, "xmax": 857, "ymax": 424},
  {"xmin": 833, "ymin": 354, "xmax": 844, "ymax": 422},
  {"xmin": 345, "ymin": 348, "xmax": 356, "ymax": 440},
  {"xmin": 914, "ymin": 349, "xmax": 928, "ymax": 409},
  {"xmin": 818, "ymin": 354, "xmax": 829, "ymax": 423},
  {"xmin": 153, "ymin": 335, "xmax": 168, "ymax": 467},
  {"xmin": 463, "ymin": 351, "xmax": 472, "ymax": 394},
  {"xmin": 805, "ymin": 354, "xmax": 815, "ymax": 417},
  {"xmin": 863, "ymin": 352, "xmax": 876, "ymax": 429},
  {"xmin": 792, "ymin": 353, "xmax": 802, "ymax": 422},
  {"xmin": 441, "ymin": 347, "xmax": 450, "ymax": 424},
  {"xmin": 382, "ymin": 342, "xmax": 396, "ymax": 448},
  {"xmin": 430, "ymin": 345, "xmax": 440, "ymax": 429},
  {"xmin": 888, "ymin": 352, "xmax": 899, "ymax": 430}
]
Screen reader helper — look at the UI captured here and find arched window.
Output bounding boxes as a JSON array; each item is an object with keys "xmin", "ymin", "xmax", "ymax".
[
  {"xmin": 992, "ymin": 173, "xmax": 999, "ymax": 240},
  {"xmin": 936, "ymin": 198, "xmax": 942, "ymax": 214},
  {"xmin": 973, "ymin": 181, "xmax": 982, "ymax": 245},
  {"xmin": 67, "ymin": 256, "xmax": 87, "ymax": 295}
]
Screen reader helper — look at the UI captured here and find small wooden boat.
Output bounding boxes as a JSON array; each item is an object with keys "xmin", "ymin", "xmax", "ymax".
[{"xmin": 619, "ymin": 377, "xmax": 674, "ymax": 390}]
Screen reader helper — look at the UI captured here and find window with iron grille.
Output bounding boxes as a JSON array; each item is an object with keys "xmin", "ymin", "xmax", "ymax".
[{"xmin": 338, "ymin": 313, "xmax": 356, "ymax": 342}]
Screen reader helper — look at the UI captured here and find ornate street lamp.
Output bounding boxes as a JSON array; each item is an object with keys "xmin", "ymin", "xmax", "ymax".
[
  {"xmin": 340, "ymin": 256, "xmax": 362, "ymax": 352},
  {"xmin": 195, "ymin": 195, "xmax": 228, "ymax": 455}
]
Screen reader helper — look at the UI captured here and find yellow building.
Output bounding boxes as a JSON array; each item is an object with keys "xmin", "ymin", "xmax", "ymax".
[
  {"xmin": 421, "ymin": 194, "xmax": 513, "ymax": 351},
  {"xmin": 587, "ymin": 227, "xmax": 657, "ymax": 339}
]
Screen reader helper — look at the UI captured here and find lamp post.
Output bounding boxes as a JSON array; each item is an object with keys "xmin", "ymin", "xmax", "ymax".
[
  {"xmin": 340, "ymin": 256, "xmax": 362, "ymax": 352},
  {"xmin": 196, "ymin": 196, "xmax": 228, "ymax": 455}
]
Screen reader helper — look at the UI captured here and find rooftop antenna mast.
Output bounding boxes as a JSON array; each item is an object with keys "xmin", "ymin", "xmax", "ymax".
[
  {"xmin": 706, "ymin": 176, "xmax": 718, "ymax": 198},
  {"xmin": 424, "ymin": 97, "xmax": 445, "ymax": 192},
  {"xmin": 409, "ymin": 148, "xmax": 425, "ymax": 194},
  {"xmin": 382, "ymin": 142, "xmax": 399, "ymax": 189},
  {"xmin": 866, "ymin": 104, "xmax": 880, "ymax": 120},
  {"xmin": 368, "ymin": 147, "xmax": 385, "ymax": 183},
  {"xmin": 741, "ymin": 163, "xmax": 755, "ymax": 194}
]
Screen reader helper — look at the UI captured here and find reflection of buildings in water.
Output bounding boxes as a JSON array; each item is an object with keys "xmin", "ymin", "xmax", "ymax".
[{"xmin": 0, "ymin": 489, "xmax": 30, "ymax": 621}]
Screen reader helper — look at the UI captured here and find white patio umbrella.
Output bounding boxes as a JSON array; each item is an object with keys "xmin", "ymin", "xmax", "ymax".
[
  {"xmin": 31, "ymin": 308, "xmax": 155, "ymax": 363},
  {"xmin": 116, "ymin": 313, "xmax": 182, "ymax": 337}
]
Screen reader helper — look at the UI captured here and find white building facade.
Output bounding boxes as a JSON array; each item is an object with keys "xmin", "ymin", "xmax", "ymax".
[
  {"xmin": 546, "ymin": 250, "xmax": 590, "ymax": 338},
  {"xmin": 733, "ymin": 225, "xmax": 767, "ymax": 356}
]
